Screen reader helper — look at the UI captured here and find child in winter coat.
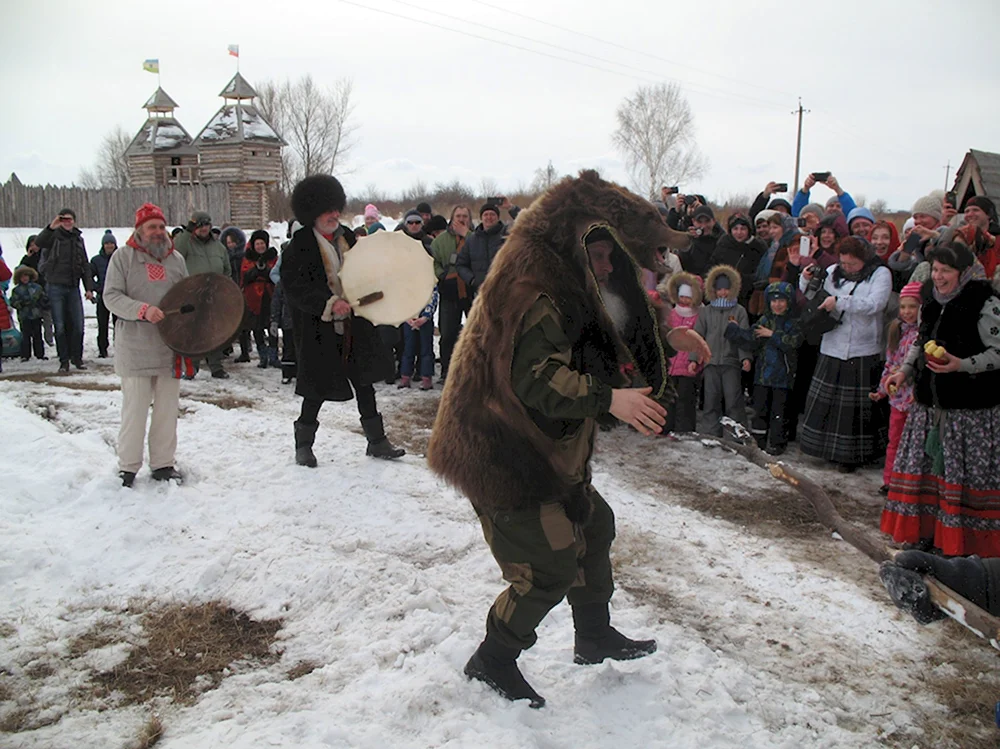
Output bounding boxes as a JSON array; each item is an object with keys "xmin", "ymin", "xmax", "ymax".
[
  {"xmin": 239, "ymin": 229, "xmax": 279, "ymax": 367},
  {"xmin": 870, "ymin": 281, "xmax": 921, "ymax": 493},
  {"xmin": 725, "ymin": 281, "xmax": 803, "ymax": 455},
  {"xmin": 664, "ymin": 271, "xmax": 702, "ymax": 432},
  {"xmin": 399, "ymin": 287, "xmax": 439, "ymax": 390},
  {"xmin": 691, "ymin": 265, "xmax": 752, "ymax": 436},
  {"xmin": 9, "ymin": 265, "xmax": 48, "ymax": 361}
]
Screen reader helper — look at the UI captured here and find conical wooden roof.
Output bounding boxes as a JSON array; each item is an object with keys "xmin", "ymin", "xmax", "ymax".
[
  {"xmin": 143, "ymin": 87, "xmax": 179, "ymax": 112},
  {"xmin": 220, "ymin": 72, "xmax": 258, "ymax": 100},
  {"xmin": 126, "ymin": 88, "xmax": 196, "ymax": 156}
]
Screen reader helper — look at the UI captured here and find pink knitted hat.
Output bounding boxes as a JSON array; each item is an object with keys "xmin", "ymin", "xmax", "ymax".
[
  {"xmin": 899, "ymin": 281, "xmax": 923, "ymax": 301},
  {"xmin": 364, "ymin": 204, "xmax": 380, "ymax": 219}
]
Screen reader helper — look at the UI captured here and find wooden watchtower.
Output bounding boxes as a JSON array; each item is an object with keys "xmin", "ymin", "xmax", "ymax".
[
  {"xmin": 124, "ymin": 88, "xmax": 199, "ymax": 187},
  {"xmin": 193, "ymin": 73, "xmax": 285, "ymax": 229}
]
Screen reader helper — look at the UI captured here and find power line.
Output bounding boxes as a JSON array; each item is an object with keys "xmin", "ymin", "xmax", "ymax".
[
  {"xmin": 340, "ymin": 0, "xmax": 790, "ymax": 112},
  {"xmin": 463, "ymin": 0, "xmax": 799, "ymax": 101}
]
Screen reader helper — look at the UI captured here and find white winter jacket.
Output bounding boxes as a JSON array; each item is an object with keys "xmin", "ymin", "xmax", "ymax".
[{"xmin": 799, "ymin": 263, "xmax": 891, "ymax": 360}]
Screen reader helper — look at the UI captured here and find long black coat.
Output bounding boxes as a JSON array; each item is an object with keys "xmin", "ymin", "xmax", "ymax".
[{"xmin": 281, "ymin": 225, "xmax": 393, "ymax": 402}]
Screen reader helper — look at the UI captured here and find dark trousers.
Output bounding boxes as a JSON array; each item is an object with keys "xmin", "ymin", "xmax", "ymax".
[
  {"xmin": 379, "ymin": 324, "xmax": 404, "ymax": 380},
  {"xmin": 19, "ymin": 318, "xmax": 45, "ymax": 359},
  {"xmin": 788, "ymin": 342, "xmax": 819, "ymax": 441},
  {"xmin": 666, "ymin": 375, "xmax": 698, "ymax": 433},
  {"xmin": 438, "ymin": 296, "xmax": 470, "ymax": 378},
  {"xmin": 752, "ymin": 385, "xmax": 790, "ymax": 450},
  {"xmin": 280, "ymin": 327, "xmax": 297, "ymax": 379},
  {"xmin": 95, "ymin": 294, "xmax": 116, "ymax": 355},
  {"xmin": 401, "ymin": 321, "xmax": 434, "ymax": 378},
  {"xmin": 47, "ymin": 283, "xmax": 84, "ymax": 364},
  {"xmin": 479, "ymin": 486, "xmax": 616, "ymax": 651},
  {"xmin": 300, "ymin": 380, "xmax": 378, "ymax": 423}
]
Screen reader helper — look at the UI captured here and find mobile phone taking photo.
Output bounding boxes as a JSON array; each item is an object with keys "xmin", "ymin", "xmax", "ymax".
[
  {"xmin": 774, "ymin": 183, "xmax": 788, "ymax": 193},
  {"xmin": 812, "ymin": 172, "xmax": 831, "ymax": 183},
  {"xmin": 799, "ymin": 236, "xmax": 812, "ymax": 257}
]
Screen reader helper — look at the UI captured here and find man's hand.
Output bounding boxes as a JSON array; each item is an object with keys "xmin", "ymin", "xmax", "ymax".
[
  {"xmin": 609, "ymin": 386, "xmax": 667, "ymax": 436},
  {"xmin": 499, "ymin": 197, "xmax": 513, "ymax": 212},
  {"xmin": 332, "ymin": 299, "xmax": 352, "ymax": 317},
  {"xmin": 754, "ymin": 325, "xmax": 773, "ymax": 338},
  {"xmin": 269, "ymin": 323, "xmax": 279, "ymax": 339},
  {"xmin": 145, "ymin": 305, "xmax": 164, "ymax": 324},
  {"xmin": 819, "ymin": 295, "xmax": 838, "ymax": 313},
  {"xmin": 675, "ymin": 194, "xmax": 686, "ymax": 212},
  {"xmin": 802, "ymin": 173, "xmax": 816, "ymax": 192},
  {"xmin": 85, "ymin": 290, "xmax": 95, "ymax": 302},
  {"xmin": 912, "ymin": 225, "xmax": 938, "ymax": 241},
  {"xmin": 942, "ymin": 205, "xmax": 957, "ymax": 224},
  {"xmin": 741, "ymin": 359, "xmax": 752, "ymax": 372},
  {"xmin": 668, "ymin": 327, "xmax": 711, "ymax": 363},
  {"xmin": 826, "ymin": 175, "xmax": 843, "ymax": 195},
  {"xmin": 454, "ymin": 222, "xmax": 468, "ymax": 238},
  {"xmin": 763, "ymin": 181, "xmax": 779, "ymax": 197}
]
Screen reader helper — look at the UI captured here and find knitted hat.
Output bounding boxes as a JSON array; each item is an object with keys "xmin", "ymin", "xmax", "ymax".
[
  {"xmin": 364, "ymin": 203, "xmax": 380, "ymax": 220},
  {"xmin": 965, "ymin": 195, "xmax": 997, "ymax": 221},
  {"xmin": 425, "ymin": 214, "xmax": 448, "ymax": 234},
  {"xmin": 727, "ymin": 214, "xmax": 752, "ymax": 233},
  {"xmin": 416, "ymin": 201, "xmax": 433, "ymax": 215},
  {"xmin": 902, "ymin": 216, "xmax": 916, "ymax": 234},
  {"xmin": 102, "ymin": 229, "xmax": 118, "ymax": 248},
  {"xmin": 25, "ymin": 234, "xmax": 37, "ymax": 250},
  {"xmin": 291, "ymin": 174, "xmax": 346, "ymax": 227},
  {"xmin": 58, "ymin": 207, "xmax": 76, "ymax": 220},
  {"xmin": 135, "ymin": 202, "xmax": 166, "ymax": 228},
  {"xmin": 403, "ymin": 209, "xmax": 424, "ymax": 226},
  {"xmin": 910, "ymin": 194, "xmax": 942, "ymax": 222},
  {"xmin": 189, "ymin": 210, "xmax": 212, "ymax": 228},
  {"xmin": 825, "ymin": 195, "xmax": 842, "ymax": 210},
  {"xmin": 691, "ymin": 205, "xmax": 714, "ymax": 221},
  {"xmin": 765, "ymin": 281, "xmax": 794, "ymax": 301},
  {"xmin": 899, "ymin": 281, "xmax": 923, "ymax": 301},
  {"xmin": 799, "ymin": 203, "xmax": 826, "ymax": 222},
  {"xmin": 846, "ymin": 206, "xmax": 875, "ymax": 229},
  {"xmin": 767, "ymin": 198, "xmax": 792, "ymax": 213},
  {"xmin": 479, "ymin": 203, "xmax": 500, "ymax": 219},
  {"xmin": 713, "ymin": 273, "xmax": 731, "ymax": 290},
  {"xmin": 755, "ymin": 209, "xmax": 778, "ymax": 225}
]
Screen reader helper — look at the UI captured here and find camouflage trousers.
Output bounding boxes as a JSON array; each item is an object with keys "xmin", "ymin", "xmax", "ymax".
[{"xmin": 477, "ymin": 485, "xmax": 616, "ymax": 651}]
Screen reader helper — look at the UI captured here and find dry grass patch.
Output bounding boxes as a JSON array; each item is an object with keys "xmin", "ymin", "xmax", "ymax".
[
  {"xmin": 92, "ymin": 600, "xmax": 281, "ymax": 706},
  {"xmin": 916, "ymin": 659, "xmax": 1000, "ymax": 749},
  {"xmin": 0, "ymin": 622, "xmax": 15, "ymax": 639},
  {"xmin": 134, "ymin": 714, "xmax": 164, "ymax": 748},
  {"xmin": 387, "ymin": 396, "xmax": 440, "ymax": 455},
  {"xmin": 0, "ymin": 371, "xmax": 119, "ymax": 391},
  {"xmin": 185, "ymin": 394, "xmax": 255, "ymax": 410},
  {"xmin": 286, "ymin": 660, "xmax": 320, "ymax": 680}
]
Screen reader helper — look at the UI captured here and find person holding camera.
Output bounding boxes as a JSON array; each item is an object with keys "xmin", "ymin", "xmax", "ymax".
[
  {"xmin": 35, "ymin": 208, "xmax": 95, "ymax": 372},
  {"xmin": 666, "ymin": 193, "xmax": 707, "ymax": 231},
  {"xmin": 748, "ymin": 181, "xmax": 793, "ymax": 224},
  {"xmin": 677, "ymin": 204, "xmax": 722, "ymax": 278},
  {"xmin": 797, "ymin": 236, "xmax": 891, "ymax": 472},
  {"xmin": 792, "ymin": 173, "xmax": 857, "ymax": 219},
  {"xmin": 240, "ymin": 230, "xmax": 279, "ymax": 368}
]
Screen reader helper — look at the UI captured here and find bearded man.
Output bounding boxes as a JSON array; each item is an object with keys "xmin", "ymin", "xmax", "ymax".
[
  {"xmin": 428, "ymin": 171, "xmax": 709, "ymax": 708},
  {"xmin": 103, "ymin": 203, "xmax": 188, "ymax": 487}
]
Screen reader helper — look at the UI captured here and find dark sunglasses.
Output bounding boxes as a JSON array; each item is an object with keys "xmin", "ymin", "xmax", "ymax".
[{"xmin": 406, "ymin": 220, "xmax": 422, "ymax": 225}]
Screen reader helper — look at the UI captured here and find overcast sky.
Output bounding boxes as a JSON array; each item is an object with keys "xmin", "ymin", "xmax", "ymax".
[{"xmin": 2, "ymin": 0, "xmax": 998, "ymax": 213}]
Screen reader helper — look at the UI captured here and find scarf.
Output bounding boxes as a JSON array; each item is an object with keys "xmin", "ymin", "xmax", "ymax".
[
  {"xmin": 314, "ymin": 227, "xmax": 351, "ymax": 334},
  {"xmin": 932, "ymin": 266, "xmax": 975, "ymax": 306},
  {"xmin": 755, "ymin": 240, "xmax": 779, "ymax": 283},
  {"xmin": 710, "ymin": 297, "xmax": 737, "ymax": 309},
  {"xmin": 673, "ymin": 304, "xmax": 698, "ymax": 318}
]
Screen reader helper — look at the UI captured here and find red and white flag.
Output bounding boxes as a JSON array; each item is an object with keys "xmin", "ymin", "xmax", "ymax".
[{"xmin": 227, "ymin": 44, "xmax": 239, "ymax": 58}]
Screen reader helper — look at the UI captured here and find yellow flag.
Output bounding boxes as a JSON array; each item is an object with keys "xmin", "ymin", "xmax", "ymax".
[{"xmin": 143, "ymin": 59, "xmax": 159, "ymax": 74}]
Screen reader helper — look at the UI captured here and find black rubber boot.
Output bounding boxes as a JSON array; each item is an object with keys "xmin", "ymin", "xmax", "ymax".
[
  {"xmin": 361, "ymin": 415, "xmax": 405, "ymax": 460},
  {"xmin": 119, "ymin": 471, "xmax": 136, "ymax": 488},
  {"xmin": 294, "ymin": 420, "xmax": 319, "ymax": 467},
  {"xmin": 257, "ymin": 344, "xmax": 268, "ymax": 369},
  {"xmin": 572, "ymin": 602, "xmax": 657, "ymax": 665},
  {"xmin": 464, "ymin": 636, "xmax": 545, "ymax": 709},
  {"xmin": 151, "ymin": 466, "xmax": 183, "ymax": 482}
]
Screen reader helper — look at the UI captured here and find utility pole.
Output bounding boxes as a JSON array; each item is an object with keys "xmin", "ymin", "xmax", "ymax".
[
  {"xmin": 944, "ymin": 160, "xmax": 951, "ymax": 192},
  {"xmin": 792, "ymin": 98, "xmax": 810, "ymax": 195}
]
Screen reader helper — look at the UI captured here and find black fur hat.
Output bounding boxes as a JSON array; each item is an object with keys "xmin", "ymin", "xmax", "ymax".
[{"xmin": 291, "ymin": 175, "xmax": 346, "ymax": 227}]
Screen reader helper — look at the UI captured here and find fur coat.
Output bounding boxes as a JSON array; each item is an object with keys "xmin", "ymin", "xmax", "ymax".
[{"xmin": 428, "ymin": 170, "xmax": 688, "ymax": 515}]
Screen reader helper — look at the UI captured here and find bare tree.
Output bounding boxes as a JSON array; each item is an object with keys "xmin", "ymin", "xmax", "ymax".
[
  {"xmin": 402, "ymin": 179, "xmax": 429, "ymax": 204},
  {"xmin": 869, "ymin": 198, "xmax": 888, "ymax": 216},
  {"xmin": 77, "ymin": 125, "xmax": 131, "ymax": 188},
  {"xmin": 479, "ymin": 177, "xmax": 499, "ymax": 199},
  {"xmin": 257, "ymin": 74, "xmax": 357, "ymax": 187},
  {"xmin": 531, "ymin": 160, "xmax": 559, "ymax": 192},
  {"xmin": 612, "ymin": 83, "xmax": 707, "ymax": 200}
]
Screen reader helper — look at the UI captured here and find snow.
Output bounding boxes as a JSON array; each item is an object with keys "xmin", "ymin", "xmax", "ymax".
[
  {"xmin": 240, "ymin": 108, "xmax": 281, "ymax": 142},
  {"xmin": 1, "ymin": 243, "xmax": 997, "ymax": 747},
  {"xmin": 153, "ymin": 122, "xmax": 190, "ymax": 150},
  {"xmin": 198, "ymin": 107, "xmax": 239, "ymax": 142}
]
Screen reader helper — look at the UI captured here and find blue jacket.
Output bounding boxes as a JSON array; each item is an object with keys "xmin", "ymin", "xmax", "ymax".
[
  {"xmin": 89, "ymin": 249, "xmax": 113, "ymax": 294},
  {"xmin": 10, "ymin": 281, "xmax": 48, "ymax": 321},
  {"xmin": 792, "ymin": 189, "xmax": 857, "ymax": 218},
  {"xmin": 725, "ymin": 312, "xmax": 803, "ymax": 389}
]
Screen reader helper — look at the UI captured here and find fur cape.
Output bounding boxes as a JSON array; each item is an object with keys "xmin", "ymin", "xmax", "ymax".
[{"xmin": 427, "ymin": 170, "xmax": 688, "ymax": 516}]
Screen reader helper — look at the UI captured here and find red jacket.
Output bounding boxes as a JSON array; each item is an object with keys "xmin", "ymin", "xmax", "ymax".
[
  {"xmin": 0, "ymin": 259, "xmax": 12, "ymax": 329},
  {"xmin": 240, "ymin": 249, "xmax": 277, "ymax": 316}
]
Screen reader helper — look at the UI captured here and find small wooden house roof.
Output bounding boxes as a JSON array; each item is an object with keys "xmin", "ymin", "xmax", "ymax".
[
  {"xmin": 194, "ymin": 74, "xmax": 286, "ymax": 147},
  {"xmin": 125, "ymin": 88, "xmax": 197, "ymax": 156},
  {"xmin": 953, "ymin": 149, "xmax": 1000, "ymax": 207}
]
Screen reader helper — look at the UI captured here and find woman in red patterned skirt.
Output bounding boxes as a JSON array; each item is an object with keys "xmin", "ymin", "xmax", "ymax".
[{"xmin": 881, "ymin": 234, "xmax": 1000, "ymax": 557}]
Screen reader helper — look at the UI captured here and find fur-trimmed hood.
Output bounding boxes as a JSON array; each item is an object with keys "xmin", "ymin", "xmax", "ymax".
[
  {"xmin": 665, "ymin": 270, "xmax": 703, "ymax": 306},
  {"xmin": 428, "ymin": 170, "xmax": 682, "ymax": 515},
  {"xmin": 705, "ymin": 264, "xmax": 742, "ymax": 302},
  {"xmin": 13, "ymin": 265, "xmax": 38, "ymax": 283}
]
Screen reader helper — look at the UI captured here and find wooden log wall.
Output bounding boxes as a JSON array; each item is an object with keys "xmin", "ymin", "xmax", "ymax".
[{"xmin": 0, "ymin": 182, "xmax": 231, "ymax": 228}]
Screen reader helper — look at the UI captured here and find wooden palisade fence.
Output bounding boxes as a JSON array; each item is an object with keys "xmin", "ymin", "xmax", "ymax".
[{"xmin": 0, "ymin": 180, "xmax": 231, "ymax": 228}]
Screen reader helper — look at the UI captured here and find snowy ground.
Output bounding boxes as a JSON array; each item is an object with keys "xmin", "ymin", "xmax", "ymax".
[{"xmin": 2, "ymin": 322, "xmax": 998, "ymax": 747}]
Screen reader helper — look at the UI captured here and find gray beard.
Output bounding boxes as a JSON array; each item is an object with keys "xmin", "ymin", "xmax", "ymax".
[
  {"xmin": 600, "ymin": 286, "xmax": 629, "ymax": 335},
  {"xmin": 140, "ymin": 235, "xmax": 171, "ymax": 259}
]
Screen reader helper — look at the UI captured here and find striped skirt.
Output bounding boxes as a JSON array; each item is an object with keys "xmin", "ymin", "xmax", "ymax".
[
  {"xmin": 881, "ymin": 403, "xmax": 1000, "ymax": 557},
  {"xmin": 799, "ymin": 353, "xmax": 884, "ymax": 466}
]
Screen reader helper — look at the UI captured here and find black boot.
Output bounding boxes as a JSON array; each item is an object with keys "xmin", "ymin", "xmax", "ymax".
[
  {"xmin": 360, "ymin": 414, "xmax": 405, "ymax": 459},
  {"xmin": 257, "ymin": 344, "xmax": 268, "ymax": 368},
  {"xmin": 464, "ymin": 636, "xmax": 545, "ymax": 708},
  {"xmin": 235, "ymin": 348, "xmax": 251, "ymax": 363},
  {"xmin": 294, "ymin": 420, "xmax": 318, "ymax": 467},
  {"xmin": 151, "ymin": 466, "xmax": 183, "ymax": 482},
  {"xmin": 119, "ymin": 471, "xmax": 136, "ymax": 488},
  {"xmin": 572, "ymin": 602, "xmax": 657, "ymax": 665}
]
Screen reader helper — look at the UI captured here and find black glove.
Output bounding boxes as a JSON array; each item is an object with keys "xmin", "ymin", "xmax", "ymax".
[{"xmin": 562, "ymin": 485, "xmax": 593, "ymax": 525}]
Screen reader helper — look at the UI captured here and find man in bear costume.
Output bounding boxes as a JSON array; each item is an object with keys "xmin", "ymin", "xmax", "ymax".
[{"xmin": 428, "ymin": 170, "xmax": 709, "ymax": 707}]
